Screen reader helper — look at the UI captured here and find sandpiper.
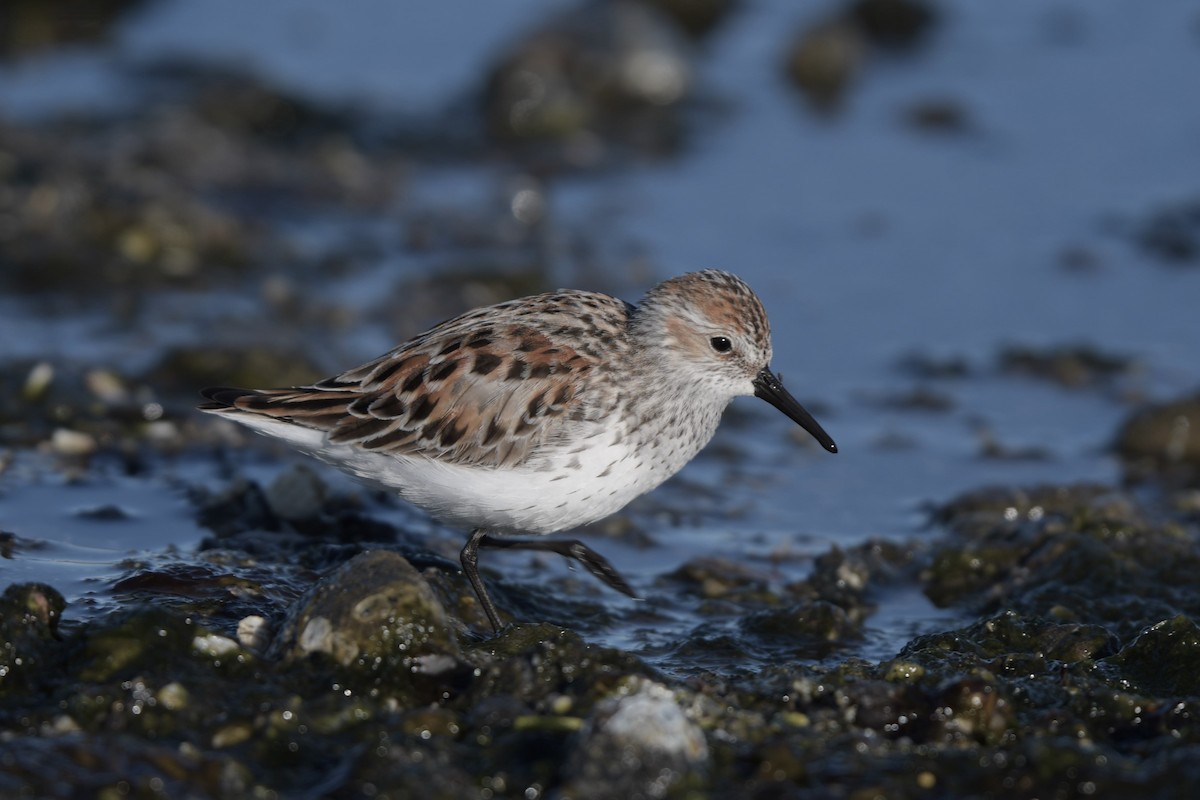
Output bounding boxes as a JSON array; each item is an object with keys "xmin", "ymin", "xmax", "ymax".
[{"xmin": 201, "ymin": 270, "xmax": 836, "ymax": 631}]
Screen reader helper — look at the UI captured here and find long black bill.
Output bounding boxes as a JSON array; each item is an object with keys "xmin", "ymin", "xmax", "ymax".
[{"xmin": 753, "ymin": 367, "xmax": 838, "ymax": 453}]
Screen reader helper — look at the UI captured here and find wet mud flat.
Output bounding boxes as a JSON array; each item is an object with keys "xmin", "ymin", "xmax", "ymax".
[
  {"xmin": 5, "ymin": 390, "xmax": 1200, "ymax": 798},
  {"xmin": 5, "ymin": 0, "xmax": 1200, "ymax": 797}
]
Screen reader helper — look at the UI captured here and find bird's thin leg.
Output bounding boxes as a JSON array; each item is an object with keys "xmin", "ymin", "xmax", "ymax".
[
  {"xmin": 461, "ymin": 528, "xmax": 504, "ymax": 633},
  {"xmin": 476, "ymin": 534, "xmax": 640, "ymax": 600}
]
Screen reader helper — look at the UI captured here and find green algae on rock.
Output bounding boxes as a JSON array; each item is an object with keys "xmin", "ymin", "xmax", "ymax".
[
  {"xmin": 924, "ymin": 483, "xmax": 1200, "ymax": 640},
  {"xmin": 1102, "ymin": 614, "xmax": 1200, "ymax": 697},
  {"xmin": 269, "ymin": 549, "xmax": 468, "ymax": 702},
  {"xmin": 0, "ymin": 582, "xmax": 67, "ymax": 698}
]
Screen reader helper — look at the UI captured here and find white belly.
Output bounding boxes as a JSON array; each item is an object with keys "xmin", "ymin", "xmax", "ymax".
[
  {"xmin": 335, "ymin": 440, "xmax": 659, "ymax": 534},
  {"xmin": 221, "ymin": 412, "xmax": 668, "ymax": 534}
]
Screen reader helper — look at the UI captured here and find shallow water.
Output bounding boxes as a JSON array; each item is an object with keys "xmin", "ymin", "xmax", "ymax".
[{"xmin": 2, "ymin": 0, "xmax": 1199, "ymax": 673}]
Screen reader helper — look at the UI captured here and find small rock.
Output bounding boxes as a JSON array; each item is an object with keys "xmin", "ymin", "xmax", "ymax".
[
  {"xmin": 193, "ymin": 478, "xmax": 277, "ymax": 538},
  {"xmin": 84, "ymin": 368, "xmax": 129, "ymax": 404},
  {"xmin": 903, "ymin": 98, "xmax": 972, "ymax": 135},
  {"xmin": 564, "ymin": 678, "xmax": 708, "ymax": 799},
  {"xmin": 741, "ymin": 600, "xmax": 858, "ymax": 644},
  {"xmin": 997, "ymin": 343, "xmax": 1134, "ymax": 388},
  {"xmin": 270, "ymin": 550, "xmax": 466, "ymax": 697},
  {"xmin": 156, "ymin": 682, "xmax": 190, "ymax": 711},
  {"xmin": 896, "ymin": 351, "xmax": 971, "ymax": 379},
  {"xmin": 1131, "ymin": 197, "xmax": 1200, "ymax": 265},
  {"xmin": 849, "ymin": 0, "xmax": 938, "ymax": 51},
  {"xmin": 1115, "ymin": 392, "xmax": 1200, "ymax": 486},
  {"xmin": 192, "ymin": 633, "xmax": 241, "ymax": 658},
  {"xmin": 639, "ymin": 0, "xmax": 740, "ymax": 39},
  {"xmin": 211, "ymin": 722, "xmax": 253, "ymax": 749},
  {"xmin": 664, "ymin": 556, "xmax": 771, "ymax": 602},
  {"xmin": 483, "ymin": 0, "xmax": 694, "ymax": 153},
  {"xmin": 236, "ymin": 615, "xmax": 271, "ymax": 652},
  {"xmin": 22, "ymin": 361, "xmax": 54, "ymax": 402},
  {"xmin": 74, "ymin": 504, "xmax": 133, "ymax": 521},
  {"xmin": 0, "ymin": 582, "xmax": 66, "ymax": 633},
  {"xmin": 265, "ymin": 463, "xmax": 327, "ymax": 522},
  {"xmin": 783, "ymin": 18, "xmax": 865, "ymax": 113},
  {"xmin": 49, "ymin": 427, "xmax": 97, "ymax": 457}
]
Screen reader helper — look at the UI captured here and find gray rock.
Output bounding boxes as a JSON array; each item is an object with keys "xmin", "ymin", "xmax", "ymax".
[
  {"xmin": 563, "ymin": 678, "xmax": 708, "ymax": 799},
  {"xmin": 264, "ymin": 463, "xmax": 327, "ymax": 522}
]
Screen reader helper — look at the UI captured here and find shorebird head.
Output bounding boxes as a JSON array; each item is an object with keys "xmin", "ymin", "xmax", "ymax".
[{"xmin": 639, "ymin": 269, "xmax": 837, "ymax": 454}]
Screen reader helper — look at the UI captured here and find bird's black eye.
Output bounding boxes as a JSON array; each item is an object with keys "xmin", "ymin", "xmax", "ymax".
[{"xmin": 710, "ymin": 336, "xmax": 733, "ymax": 353}]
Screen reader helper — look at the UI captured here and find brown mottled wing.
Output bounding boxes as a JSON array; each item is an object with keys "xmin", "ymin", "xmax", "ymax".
[{"xmin": 202, "ymin": 290, "xmax": 632, "ymax": 469}]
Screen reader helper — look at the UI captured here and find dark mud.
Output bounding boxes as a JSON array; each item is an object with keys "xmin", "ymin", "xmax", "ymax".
[{"xmin": 6, "ymin": 396, "xmax": 1200, "ymax": 798}]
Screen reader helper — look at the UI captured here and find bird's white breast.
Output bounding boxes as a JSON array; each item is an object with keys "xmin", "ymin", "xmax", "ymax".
[{"xmin": 216, "ymin": 410, "xmax": 667, "ymax": 534}]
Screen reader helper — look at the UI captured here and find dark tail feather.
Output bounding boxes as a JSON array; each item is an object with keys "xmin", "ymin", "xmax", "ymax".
[
  {"xmin": 198, "ymin": 386, "xmax": 260, "ymax": 410},
  {"xmin": 199, "ymin": 386, "xmax": 359, "ymax": 430}
]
